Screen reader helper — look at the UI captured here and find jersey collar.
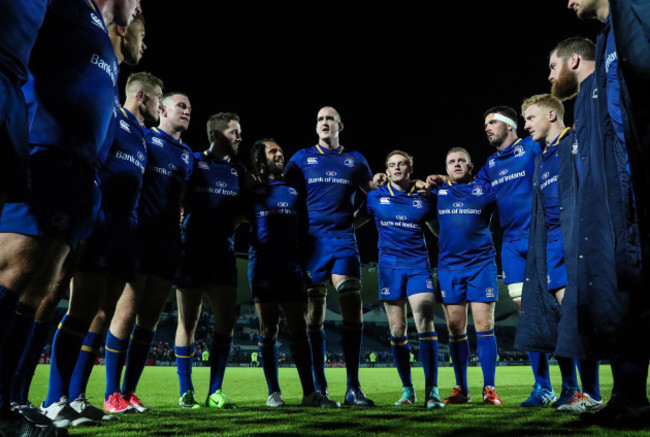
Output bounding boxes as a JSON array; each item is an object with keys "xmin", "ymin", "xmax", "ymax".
[
  {"xmin": 387, "ymin": 182, "xmax": 416, "ymax": 196},
  {"xmin": 315, "ymin": 144, "xmax": 344, "ymax": 155}
]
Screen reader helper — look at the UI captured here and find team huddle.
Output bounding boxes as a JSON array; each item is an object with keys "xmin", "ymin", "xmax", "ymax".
[{"xmin": 1, "ymin": 0, "xmax": 649, "ymax": 435}]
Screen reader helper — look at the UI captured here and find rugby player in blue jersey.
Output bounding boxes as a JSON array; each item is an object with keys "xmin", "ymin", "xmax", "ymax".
[
  {"xmin": 105, "ymin": 92, "xmax": 193, "ymax": 413},
  {"xmin": 173, "ymin": 112, "xmax": 243, "ymax": 410},
  {"xmin": 566, "ymin": 2, "xmax": 650, "ymax": 426},
  {"xmin": 476, "ymin": 107, "xmax": 559, "ymax": 407},
  {"xmin": 284, "ymin": 106, "xmax": 387, "ymax": 407},
  {"xmin": 0, "ymin": 0, "xmax": 140, "ymax": 433},
  {"xmin": 357, "ymin": 150, "xmax": 443, "ymax": 409},
  {"xmin": 430, "ymin": 147, "xmax": 502, "ymax": 405},
  {"xmin": 0, "ymin": 0, "xmax": 46, "ymax": 218},
  {"xmin": 518, "ymin": 93, "xmax": 602, "ymax": 413},
  {"xmin": 245, "ymin": 139, "xmax": 340, "ymax": 408},
  {"xmin": 54, "ymin": 72, "xmax": 160, "ymax": 422},
  {"xmin": 9, "ymin": 20, "xmax": 153, "ymax": 426}
]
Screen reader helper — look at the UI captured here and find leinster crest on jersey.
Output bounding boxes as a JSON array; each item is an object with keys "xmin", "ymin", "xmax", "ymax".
[
  {"xmin": 514, "ymin": 145, "xmax": 525, "ymax": 157},
  {"xmin": 471, "ymin": 185, "xmax": 484, "ymax": 196}
]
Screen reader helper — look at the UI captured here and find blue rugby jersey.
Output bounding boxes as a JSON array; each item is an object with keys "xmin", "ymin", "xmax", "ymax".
[
  {"xmin": 433, "ymin": 180, "xmax": 496, "ymax": 270},
  {"xmin": 284, "ymin": 144, "xmax": 373, "ymax": 237},
  {"xmin": 539, "ymin": 128, "xmax": 572, "ymax": 240},
  {"xmin": 138, "ymin": 127, "xmax": 193, "ymax": 226},
  {"xmin": 246, "ymin": 178, "xmax": 304, "ymax": 275},
  {"xmin": 181, "ymin": 152, "xmax": 242, "ymax": 247},
  {"xmin": 23, "ymin": 0, "xmax": 119, "ymax": 167},
  {"xmin": 0, "ymin": 0, "xmax": 47, "ymax": 85},
  {"xmin": 98, "ymin": 107, "xmax": 147, "ymax": 218},
  {"xmin": 364, "ymin": 183, "xmax": 435, "ymax": 270},
  {"xmin": 475, "ymin": 137, "xmax": 541, "ymax": 242}
]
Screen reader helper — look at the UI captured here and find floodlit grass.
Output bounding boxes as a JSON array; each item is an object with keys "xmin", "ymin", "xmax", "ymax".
[{"xmin": 28, "ymin": 364, "xmax": 649, "ymax": 436}]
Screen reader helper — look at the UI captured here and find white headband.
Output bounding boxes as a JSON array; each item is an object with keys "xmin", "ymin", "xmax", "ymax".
[{"xmin": 490, "ymin": 113, "xmax": 517, "ymax": 130}]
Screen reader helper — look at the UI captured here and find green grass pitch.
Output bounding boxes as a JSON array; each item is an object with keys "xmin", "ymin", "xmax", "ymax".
[{"xmin": 28, "ymin": 364, "xmax": 649, "ymax": 436}]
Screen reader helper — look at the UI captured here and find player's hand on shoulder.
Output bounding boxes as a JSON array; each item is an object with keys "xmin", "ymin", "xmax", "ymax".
[
  {"xmin": 426, "ymin": 174, "xmax": 447, "ymax": 187},
  {"xmin": 371, "ymin": 172, "xmax": 388, "ymax": 189},
  {"xmin": 243, "ymin": 172, "xmax": 263, "ymax": 188}
]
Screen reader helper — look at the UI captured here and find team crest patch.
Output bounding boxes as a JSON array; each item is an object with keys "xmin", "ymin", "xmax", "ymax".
[
  {"xmin": 541, "ymin": 171, "xmax": 549, "ymax": 180},
  {"xmin": 412, "ymin": 199, "xmax": 423, "ymax": 208},
  {"xmin": 181, "ymin": 152, "xmax": 190, "ymax": 164},
  {"xmin": 514, "ymin": 145, "xmax": 525, "ymax": 157},
  {"xmin": 381, "ymin": 287, "xmax": 390, "ymax": 295},
  {"xmin": 426, "ymin": 279, "xmax": 433, "ymax": 289},
  {"xmin": 289, "ymin": 187, "xmax": 298, "ymax": 195},
  {"xmin": 344, "ymin": 156, "xmax": 355, "ymax": 167},
  {"xmin": 572, "ymin": 141, "xmax": 579, "ymax": 155},
  {"xmin": 231, "ymin": 168, "xmax": 238, "ymax": 175},
  {"xmin": 488, "ymin": 159, "xmax": 495, "ymax": 168},
  {"xmin": 137, "ymin": 151, "xmax": 145, "ymax": 161},
  {"xmin": 485, "ymin": 287, "xmax": 495, "ymax": 298},
  {"xmin": 471, "ymin": 186, "xmax": 484, "ymax": 196}
]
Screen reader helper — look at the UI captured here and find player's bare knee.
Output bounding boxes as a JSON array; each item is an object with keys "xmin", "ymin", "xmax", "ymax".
[
  {"xmin": 390, "ymin": 323, "xmax": 407, "ymax": 338},
  {"xmin": 259, "ymin": 323, "xmax": 279, "ymax": 340},
  {"xmin": 307, "ymin": 284, "xmax": 327, "ymax": 300}
]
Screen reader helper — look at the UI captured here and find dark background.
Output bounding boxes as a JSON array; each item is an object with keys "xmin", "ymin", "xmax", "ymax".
[{"xmin": 120, "ymin": 2, "xmax": 603, "ymax": 261}]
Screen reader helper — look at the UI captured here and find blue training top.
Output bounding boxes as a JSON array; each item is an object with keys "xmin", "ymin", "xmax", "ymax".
[
  {"xmin": 23, "ymin": 0, "xmax": 119, "ymax": 167},
  {"xmin": 433, "ymin": 179, "xmax": 496, "ymax": 270},
  {"xmin": 181, "ymin": 152, "xmax": 243, "ymax": 248},
  {"xmin": 284, "ymin": 144, "xmax": 373, "ymax": 237},
  {"xmin": 539, "ymin": 128, "xmax": 572, "ymax": 240},
  {"xmin": 363, "ymin": 183, "xmax": 435, "ymax": 270},
  {"xmin": 246, "ymin": 178, "xmax": 305, "ymax": 275},
  {"xmin": 475, "ymin": 136, "xmax": 541, "ymax": 242},
  {"xmin": 138, "ymin": 127, "xmax": 193, "ymax": 228}
]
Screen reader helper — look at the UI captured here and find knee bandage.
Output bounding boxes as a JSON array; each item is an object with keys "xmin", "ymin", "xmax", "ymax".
[{"xmin": 507, "ymin": 282, "xmax": 523, "ymax": 301}]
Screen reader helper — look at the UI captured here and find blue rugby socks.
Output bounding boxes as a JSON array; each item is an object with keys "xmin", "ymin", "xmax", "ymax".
[
  {"xmin": 341, "ymin": 322, "xmax": 363, "ymax": 389},
  {"xmin": 12, "ymin": 320, "xmax": 50, "ymax": 405},
  {"xmin": 290, "ymin": 335, "xmax": 315, "ymax": 396},
  {"xmin": 0, "ymin": 300, "xmax": 36, "ymax": 411},
  {"xmin": 209, "ymin": 332, "xmax": 231, "ymax": 394},
  {"xmin": 174, "ymin": 343, "xmax": 195, "ymax": 396},
  {"xmin": 449, "ymin": 333, "xmax": 469, "ymax": 392},
  {"xmin": 69, "ymin": 330, "xmax": 102, "ymax": 400},
  {"xmin": 104, "ymin": 330, "xmax": 127, "ymax": 400},
  {"xmin": 121, "ymin": 324, "xmax": 154, "ymax": 395},
  {"xmin": 390, "ymin": 335, "xmax": 412, "ymax": 387},
  {"xmin": 419, "ymin": 332, "xmax": 439, "ymax": 387},
  {"xmin": 44, "ymin": 315, "xmax": 90, "ymax": 407},
  {"xmin": 259, "ymin": 336, "xmax": 280, "ymax": 395},
  {"xmin": 308, "ymin": 324, "xmax": 327, "ymax": 393},
  {"xmin": 476, "ymin": 329, "xmax": 497, "ymax": 388}
]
